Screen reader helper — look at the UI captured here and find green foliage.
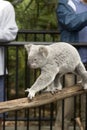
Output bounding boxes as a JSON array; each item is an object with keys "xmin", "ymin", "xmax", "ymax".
[
  {"xmin": 9, "ymin": 0, "xmax": 58, "ymax": 30},
  {"xmin": 13, "ymin": 0, "xmax": 58, "ymax": 30},
  {"xmin": 7, "ymin": 0, "xmax": 58, "ymax": 30}
]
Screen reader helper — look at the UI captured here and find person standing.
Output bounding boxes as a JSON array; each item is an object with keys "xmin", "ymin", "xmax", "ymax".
[
  {"xmin": 0, "ymin": 0, "xmax": 18, "ymax": 129},
  {"xmin": 55, "ymin": 0, "xmax": 87, "ymax": 129},
  {"xmin": 56, "ymin": 0, "xmax": 87, "ymax": 65}
]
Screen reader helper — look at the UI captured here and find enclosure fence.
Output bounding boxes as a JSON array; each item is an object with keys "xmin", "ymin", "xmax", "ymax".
[{"xmin": 0, "ymin": 30, "xmax": 87, "ymax": 130}]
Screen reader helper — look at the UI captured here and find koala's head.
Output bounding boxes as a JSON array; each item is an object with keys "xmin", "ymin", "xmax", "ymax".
[{"xmin": 25, "ymin": 44, "xmax": 48, "ymax": 69}]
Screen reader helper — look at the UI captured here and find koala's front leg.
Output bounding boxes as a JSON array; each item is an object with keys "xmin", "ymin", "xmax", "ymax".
[{"xmin": 25, "ymin": 67, "xmax": 59, "ymax": 99}]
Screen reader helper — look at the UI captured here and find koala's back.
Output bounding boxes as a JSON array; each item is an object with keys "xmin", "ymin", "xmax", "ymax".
[{"xmin": 48, "ymin": 42, "xmax": 81, "ymax": 71}]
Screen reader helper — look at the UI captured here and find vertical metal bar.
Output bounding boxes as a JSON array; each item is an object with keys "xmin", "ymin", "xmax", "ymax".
[
  {"xmin": 34, "ymin": 34, "xmax": 37, "ymax": 41},
  {"xmin": 15, "ymin": 46, "xmax": 19, "ymax": 98},
  {"xmin": 14, "ymin": 46, "xmax": 19, "ymax": 130},
  {"xmin": 38, "ymin": 106, "xmax": 41, "ymax": 130},
  {"xmin": 25, "ymin": 46, "xmax": 31, "ymax": 130},
  {"xmin": 26, "ymin": 110, "xmax": 30, "ymax": 130},
  {"xmin": 73, "ymin": 75, "xmax": 77, "ymax": 130},
  {"xmin": 62, "ymin": 101, "xmax": 64, "ymax": 130},
  {"xmin": 25, "ymin": 50, "xmax": 30, "ymax": 130},
  {"xmin": 42, "ymin": 106, "xmax": 45, "ymax": 118},
  {"xmin": 25, "ymin": 33, "xmax": 28, "ymax": 41},
  {"xmin": 52, "ymin": 34, "xmax": 55, "ymax": 42},
  {"xmin": 85, "ymin": 94, "xmax": 87, "ymax": 130},
  {"xmin": 78, "ymin": 95, "xmax": 81, "ymax": 118},
  {"xmin": 3, "ymin": 46, "xmax": 7, "ymax": 130},
  {"xmin": 43, "ymin": 34, "xmax": 46, "ymax": 41},
  {"xmin": 62, "ymin": 76, "xmax": 65, "ymax": 130},
  {"xmin": 50, "ymin": 103, "xmax": 54, "ymax": 130},
  {"xmin": 6, "ymin": 46, "xmax": 9, "ymax": 101},
  {"xmin": 85, "ymin": 65, "xmax": 87, "ymax": 130},
  {"xmin": 74, "ymin": 97, "xmax": 76, "ymax": 130}
]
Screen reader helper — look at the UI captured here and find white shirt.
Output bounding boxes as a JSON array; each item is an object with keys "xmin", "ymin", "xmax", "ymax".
[{"xmin": 0, "ymin": 0, "xmax": 18, "ymax": 75}]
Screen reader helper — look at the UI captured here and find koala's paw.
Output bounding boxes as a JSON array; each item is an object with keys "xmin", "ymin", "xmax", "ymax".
[
  {"xmin": 83, "ymin": 84, "xmax": 87, "ymax": 90},
  {"xmin": 25, "ymin": 88, "xmax": 35, "ymax": 99}
]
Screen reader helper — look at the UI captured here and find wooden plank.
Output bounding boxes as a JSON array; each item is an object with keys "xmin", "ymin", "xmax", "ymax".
[{"xmin": 0, "ymin": 84, "xmax": 87, "ymax": 113}]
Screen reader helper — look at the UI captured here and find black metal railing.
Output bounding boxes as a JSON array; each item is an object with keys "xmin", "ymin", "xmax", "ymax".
[{"xmin": 0, "ymin": 30, "xmax": 87, "ymax": 130}]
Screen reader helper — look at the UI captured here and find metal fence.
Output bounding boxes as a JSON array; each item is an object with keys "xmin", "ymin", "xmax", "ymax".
[{"xmin": 0, "ymin": 30, "xmax": 87, "ymax": 130}]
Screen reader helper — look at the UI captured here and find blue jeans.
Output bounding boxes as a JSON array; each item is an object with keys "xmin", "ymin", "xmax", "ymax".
[{"xmin": 0, "ymin": 76, "xmax": 5, "ymax": 118}]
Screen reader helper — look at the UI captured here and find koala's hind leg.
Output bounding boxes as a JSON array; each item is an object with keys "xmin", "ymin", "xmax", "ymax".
[
  {"xmin": 75, "ymin": 62, "xmax": 87, "ymax": 89},
  {"xmin": 54, "ymin": 74, "xmax": 62, "ymax": 90}
]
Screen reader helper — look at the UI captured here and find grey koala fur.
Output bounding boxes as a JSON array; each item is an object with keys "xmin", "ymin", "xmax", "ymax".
[{"xmin": 25, "ymin": 42, "xmax": 87, "ymax": 99}]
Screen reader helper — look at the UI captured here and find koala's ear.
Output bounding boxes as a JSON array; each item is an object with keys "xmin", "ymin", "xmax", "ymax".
[
  {"xmin": 24, "ymin": 44, "xmax": 32, "ymax": 52},
  {"xmin": 39, "ymin": 46, "xmax": 48, "ymax": 57}
]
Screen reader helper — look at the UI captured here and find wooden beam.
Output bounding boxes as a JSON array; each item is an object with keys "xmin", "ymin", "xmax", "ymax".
[{"xmin": 0, "ymin": 84, "xmax": 87, "ymax": 113}]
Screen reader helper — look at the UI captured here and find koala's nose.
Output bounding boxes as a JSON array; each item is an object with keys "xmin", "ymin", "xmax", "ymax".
[{"xmin": 27, "ymin": 60, "xmax": 30, "ymax": 66}]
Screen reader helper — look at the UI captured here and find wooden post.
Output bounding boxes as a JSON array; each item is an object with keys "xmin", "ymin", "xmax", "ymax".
[{"xmin": 0, "ymin": 84, "xmax": 87, "ymax": 113}]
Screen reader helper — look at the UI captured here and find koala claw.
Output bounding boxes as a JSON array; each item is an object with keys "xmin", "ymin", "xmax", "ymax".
[
  {"xmin": 25, "ymin": 88, "xmax": 35, "ymax": 99},
  {"xmin": 51, "ymin": 89, "xmax": 62, "ymax": 94},
  {"xmin": 44, "ymin": 87, "xmax": 62, "ymax": 94}
]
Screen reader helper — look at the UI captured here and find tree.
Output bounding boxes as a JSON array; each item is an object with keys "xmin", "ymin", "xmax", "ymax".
[{"xmin": 8, "ymin": 0, "xmax": 58, "ymax": 30}]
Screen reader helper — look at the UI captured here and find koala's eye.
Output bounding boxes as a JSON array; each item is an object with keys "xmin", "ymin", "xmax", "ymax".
[{"xmin": 34, "ymin": 58, "xmax": 37, "ymax": 61}]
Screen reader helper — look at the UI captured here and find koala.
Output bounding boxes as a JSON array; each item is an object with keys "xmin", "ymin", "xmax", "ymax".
[{"xmin": 25, "ymin": 42, "xmax": 87, "ymax": 99}]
